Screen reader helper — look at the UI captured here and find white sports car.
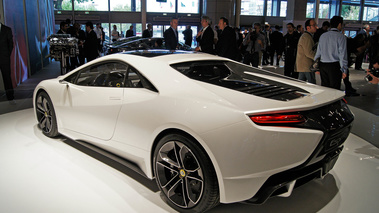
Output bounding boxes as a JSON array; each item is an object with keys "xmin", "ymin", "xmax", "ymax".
[{"xmin": 33, "ymin": 50, "xmax": 354, "ymax": 212}]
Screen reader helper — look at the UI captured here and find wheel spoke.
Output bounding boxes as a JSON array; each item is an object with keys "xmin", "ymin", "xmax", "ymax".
[
  {"xmin": 156, "ymin": 161, "xmax": 179, "ymax": 188},
  {"xmin": 159, "ymin": 141, "xmax": 180, "ymax": 168},
  {"xmin": 39, "ymin": 116, "xmax": 47, "ymax": 129},
  {"xmin": 45, "ymin": 116, "xmax": 52, "ymax": 132},
  {"xmin": 185, "ymin": 175, "xmax": 204, "ymax": 206},
  {"xmin": 36, "ymin": 107, "xmax": 45, "ymax": 115},
  {"xmin": 167, "ymin": 178, "xmax": 188, "ymax": 208},
  {"xmin": 37, "ymin": 97, "xmax": 45, "ymax": 114},
  {"xmin": 43, "ymin": 98, "xmax": 49, "ymax": 113},
  {"xmin": 179, "ymin": 145, "xmax": 200, "ymax": 172}
]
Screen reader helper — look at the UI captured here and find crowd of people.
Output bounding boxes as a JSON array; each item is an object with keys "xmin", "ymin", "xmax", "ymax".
[
  {"xmin": 55, "ymin": 16, "xmax": 379, "ymax": 86},
  {"xmin": 56, "ymin": 19, "xmax": 106, "ymax": 71},
  {"xmin": 179, "ymin": 15, "xmax": 379, "ymax": 89}
]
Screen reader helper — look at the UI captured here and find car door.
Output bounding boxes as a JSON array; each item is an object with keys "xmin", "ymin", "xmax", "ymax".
[
  {"xmin": 111, "ymin": 65, "xmax": 160, "ymax": 148},
  {"xmin": 60, "ymin": 61, "xmax": 127, "ymax": 140}
]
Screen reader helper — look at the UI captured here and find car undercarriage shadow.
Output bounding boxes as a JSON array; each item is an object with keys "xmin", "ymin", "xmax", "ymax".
[
  {"xmin": 209, "ymin": 173, "xmax": 339, "ymax": 213},
  {"xmin": 58, "ymin": 136, "xmax": 160, "ymax": 193}
]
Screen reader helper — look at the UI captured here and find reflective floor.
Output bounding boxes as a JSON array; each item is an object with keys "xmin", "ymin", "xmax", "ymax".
[{"xmin": 0, "ymin": 109, "xmax": 378, "ymax": 213}]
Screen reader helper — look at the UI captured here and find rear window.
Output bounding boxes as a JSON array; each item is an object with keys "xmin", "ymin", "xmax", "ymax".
[
  {"xmin": 170, "ymin": 61, "xmax": 231, "ymax": 84},
  {"xmin": 171, "ymin": 60, "xmax": 309, "ymax": 101}
]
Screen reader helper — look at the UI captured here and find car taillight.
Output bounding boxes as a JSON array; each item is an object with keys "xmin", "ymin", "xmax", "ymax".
[{"xmin": 250, "ymin": 114, "xmax": 306, "ymax": 125}]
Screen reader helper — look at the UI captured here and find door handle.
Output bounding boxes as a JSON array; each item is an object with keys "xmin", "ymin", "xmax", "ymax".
[{"xmin": 109, "ymin": 97, "xmax": 121, "ymax": 100}]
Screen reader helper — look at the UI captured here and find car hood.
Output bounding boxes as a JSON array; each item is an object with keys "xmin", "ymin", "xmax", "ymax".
[{"xmin": 194, "ymin": 73, "xmax": 345, "ymax": 115}]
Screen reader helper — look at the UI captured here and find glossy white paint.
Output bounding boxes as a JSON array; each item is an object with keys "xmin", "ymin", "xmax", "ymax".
[{"xmin": 33, "ymin": 52, "xmax": 347, "ymax": 203}]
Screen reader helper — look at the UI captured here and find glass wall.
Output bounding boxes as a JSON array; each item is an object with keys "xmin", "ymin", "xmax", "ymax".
[
  {"xmin": 306, "ymin": 0, "xmax": 315, "ymax": 18},
  {"xmin": 178, "ymin": 0, "xmax": 199, "ymax": 13},
  {"xmin": 319, "ymin": 0, "xmax": 331, "ymax": 18},
  {"xmin": 146, "ymin": 0, "xmax": 176, "ymax": 13},
  {"xmin": 265, "ymin": 0, "xmax": 287, "ymax": 17},
  {"xmin": 177, "ymin": 26, "xmax": 198, "ymax": 47},
  {"xmin": 54, "ymin": 0, "xmax": 141, "ymax": 11},
  {"xmin": 267, "ymin": 0, "xmax": 273, "ymax": 16},
  {"xmin": 363, "ymin": 0, "xmax": 379, "ymax": 21},
  {"xmin": 306, "ymin": 0, "xmax": 379, "ymax": 21},
  {"xmin": 74, "ymin": 0, "xmax": 109, "ymax": 11},
  {"xmin": 279, "ymin": 0, "xmax": 287, "ymax": 17},
  {"xmin": 153, "ymin": 25, "xmax": 198, "ymax": 47},
  {"xmin": 146, "ymin": 0, "xmax": 199, "ymax": 13},
  {"xmin": 240, "ymin": 0, "xmax": 288, "ymax": 17},
  {"xmin": 307, "ymin": 0, "xmax": 339, "ymax": 18},
  {"xmin": 341, "ymin": 0, "xmax": 361, "ymax": 20},
  {"xmin": 110, "ymin": 0, "xmax": 141, "ymax": 12},
  {"xmin": 54, "ymin": 0, "xmax": 72, "ymax": 10},
  {"xmin": 110, "ymin": 23, "xmax": 142, "ymax": 37},
  {"xmin": 241, "ymin": 0, "xmax": 265, "ymax": 16},
  {"xmin": 344, "ymin": 30, "xmax": 357, "ymax": 38},
  {"xmin": 102, "ymin": 23, "xmax": 110, "ymax": 42},
  {"xmin": 153, "ymin": 25, "xmax": 163, "ymax": 37}
]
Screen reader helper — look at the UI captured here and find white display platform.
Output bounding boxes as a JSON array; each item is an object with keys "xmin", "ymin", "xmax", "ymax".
[{"xmin": 0, "ymin": 109, "xmax": 378, "ymax": 213}]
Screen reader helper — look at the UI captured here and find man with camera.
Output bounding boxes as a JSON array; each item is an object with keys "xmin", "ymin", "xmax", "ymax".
[
  {"xmin": 243, "ymin": 23, "xmax": 265, "ymax": 67},
  {"xmin": 366, "ymin": 58, "xmax": 379, "ymax": 85}
]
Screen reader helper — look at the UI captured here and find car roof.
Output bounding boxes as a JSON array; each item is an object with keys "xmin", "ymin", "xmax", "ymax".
[
  {"xmin": 115, "ymin": 50, "xmax": 228, "ymax": 65},
  {"xmin": 119, "ymin": 49, "xmax": 200, "ymax": 58}
]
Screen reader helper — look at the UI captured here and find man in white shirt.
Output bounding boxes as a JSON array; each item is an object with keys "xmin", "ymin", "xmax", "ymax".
[
  {"xmin": 94, "ymin": 23, "xmax": 102, "ymax": 51},
  {"xmin": 111, "ymin": 25, "xmax": 119, "ymax": 42}
]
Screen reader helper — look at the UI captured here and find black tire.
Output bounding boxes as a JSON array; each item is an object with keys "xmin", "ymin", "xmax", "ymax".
[
  {"xmin": 35, "ymin": 91, "xmax": 59, "ymax": 137},
  {"xmin": 153, "ymin": 134, "xmax": 219, "ymax": 212}
]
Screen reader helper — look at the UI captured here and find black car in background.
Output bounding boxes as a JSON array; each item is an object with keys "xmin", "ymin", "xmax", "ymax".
[{"xmin": 104, "ymin": 36, "xmax": 193, "ymax": 54}]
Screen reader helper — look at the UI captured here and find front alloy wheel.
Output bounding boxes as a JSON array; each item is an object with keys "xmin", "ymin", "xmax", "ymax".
[
  {"xmin": 35, "ymin": 91, "xmax": 59, "ymax": 137},
  {"xmin": 154, "ymin": 134, "xmax": 219, "ymax": 212}
]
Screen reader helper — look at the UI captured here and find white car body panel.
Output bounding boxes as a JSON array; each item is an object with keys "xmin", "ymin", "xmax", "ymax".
[{"xmin": 33, "ymin": 51, "xmax": 352, "ymax": 204}]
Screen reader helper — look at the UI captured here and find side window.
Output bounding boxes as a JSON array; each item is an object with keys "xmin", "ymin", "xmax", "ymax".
[
  {"xmin": 125, "ymin": 66, "xmax": 158, "ymax": 92},
  {"xmin": 64, "ymin": 72, "xmax": 79, "ymax": 83},
  {"xmin": 126, "ymin": 66, "xmax": 143, "ymax": 88},
  {"xmin": 75, "ymin": 62, "xmax": 127, "ymax": 87}
]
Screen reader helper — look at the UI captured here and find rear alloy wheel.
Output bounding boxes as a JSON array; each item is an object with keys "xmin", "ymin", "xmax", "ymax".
[
  {"xmin": 154, "ymin": 134, "xmax": 219, "ymax": 212},
  {"xmin": 35, "ymin": 91, "xmax": 59, "ymax": 137}
]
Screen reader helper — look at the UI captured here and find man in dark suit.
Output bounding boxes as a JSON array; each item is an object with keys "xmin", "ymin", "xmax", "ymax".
[
  {"xmin": 164, "ymin": 18, "xmax": 179, "ymax": 50},
  {"xmin": 183, "ymin": 25, "xmax": 193, "ymax": 47},
  {"xmin": 142, "ymin": 23, "xmax": 153, "ymax": 38},
  {"xmin": 355, "ymin": 24, "xmax": 371, "ymax": 70},
  {"xmin": 216, "ymin": 17, "xmax": 237, "ymax": 60},
  {"xmin": 195, "ymin": 16, "xmax": 214, "ymax": 54},
  {"xmin": 84, "ymin": 21, "xmax": 99, "ymax": 62},
  {"xmin": 0, "ymin": 15, "xmax": 15, "ymax": 104},
  {"xmin": 126, "ymin": 25, "xmax": 134, "ymax": 37},
  {"xmin": 57, "ymin": 21, "xmax": 68, "ymax": 34}
]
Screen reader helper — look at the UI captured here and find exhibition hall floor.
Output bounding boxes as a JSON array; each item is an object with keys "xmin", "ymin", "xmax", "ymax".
[{"xmin": 0, "ymin": 109, "xmax": 378, "ymax": 213}]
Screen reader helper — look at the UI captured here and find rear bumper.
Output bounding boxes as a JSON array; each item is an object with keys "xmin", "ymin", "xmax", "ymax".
[
  {"xmin": 243, "ymin": 145, "xmax": 343, "ymax": 204},
  {"xmin": 243, "ymin": 99, "xmax": 354, "ymax": 204}
]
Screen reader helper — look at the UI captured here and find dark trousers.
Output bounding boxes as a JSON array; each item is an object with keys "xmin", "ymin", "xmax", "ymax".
[
  {"xmin": 343, "ymin": 69, "xmax": 356, "ymax": 94},
  {"xmin": 284, "ymin": 56, "xmax": 298, "ymax": 79},
  {"xmin": 263, "ymin": 46, "xmax": 273, "ymax": 65},
  {"xmin": 355, "ymin": 53, "xmax": 364, "ymax": 69},
  {"xmin": 243, "ymin": 52, "xmax": 259, "ymax": 68},
  {"xmin": 0, "ymin": 62, "xmax": 14, "ymax": 100},
  {"xmin": 320, "ymin": 61, "xmax": 342, "ymax": 89}
]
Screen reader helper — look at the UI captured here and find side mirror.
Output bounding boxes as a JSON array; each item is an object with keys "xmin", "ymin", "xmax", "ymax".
[{"xmin": 59, "ymin": 80, "xmax": 69, "ymax": 87}]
